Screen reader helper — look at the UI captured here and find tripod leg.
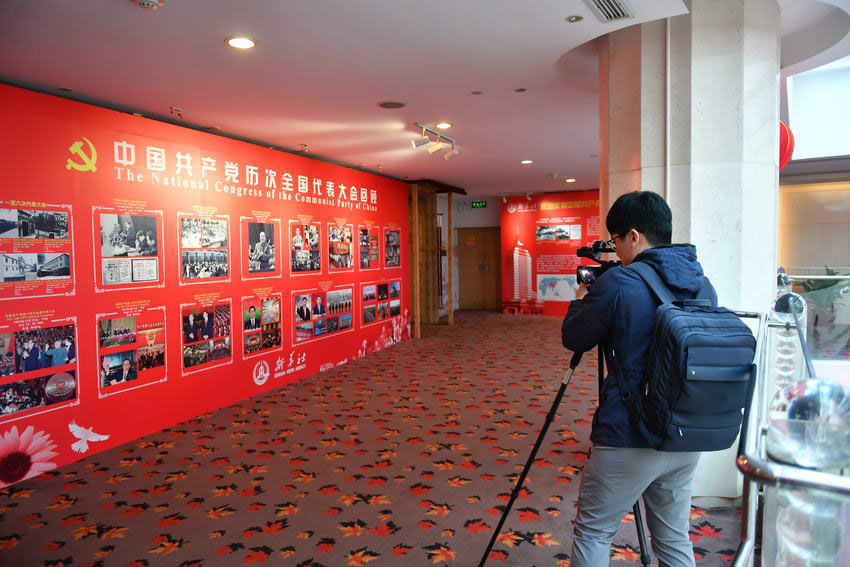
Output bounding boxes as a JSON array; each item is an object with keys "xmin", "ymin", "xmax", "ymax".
[
  {"xmin": 632, "ymin": 499, "xmax": 651, "ymax": 566},
  {"xmin": 477, "ymin": 364, "xmax": 579, "ymax": 567}
]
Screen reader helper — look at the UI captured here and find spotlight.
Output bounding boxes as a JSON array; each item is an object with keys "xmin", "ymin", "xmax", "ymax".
[
  {"xmin": 443, "ymin": 144, "xmax": 459, "ymax": 160},
  {"xmin": 526, "ymin": 192, "xmax": 532, "ymax": 201},
  {"xmin": 412, "ymin": 126, "xmax": 430, "ymax": 149},
  {"xmin": 427, "ymin": 139, "xmax": 446, "ymax": 155},
  {"xmin": 502, "ymin": 196, "xmax": 507, "ymax": 203}
]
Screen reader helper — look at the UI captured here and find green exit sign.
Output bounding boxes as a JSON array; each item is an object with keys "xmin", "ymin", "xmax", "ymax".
[{"xmin": 471, "ymin": 201, "xmax": 487, "ymax": 209}]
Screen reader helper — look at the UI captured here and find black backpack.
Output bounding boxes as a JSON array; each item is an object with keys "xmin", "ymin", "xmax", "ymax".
[{"xmin": 615, "ymin": 262, "xmax": 757, "ymax": 452}]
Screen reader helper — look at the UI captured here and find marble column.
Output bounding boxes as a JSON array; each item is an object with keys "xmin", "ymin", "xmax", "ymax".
[{"xmin": 598, "ymin": 0, "xmax": 780, "ymax": 499}]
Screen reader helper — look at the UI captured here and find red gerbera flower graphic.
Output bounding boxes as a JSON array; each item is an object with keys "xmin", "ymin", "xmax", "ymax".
[{"xmin": 0, "ymin": 425, "xmax": 58, "ymax": 487}]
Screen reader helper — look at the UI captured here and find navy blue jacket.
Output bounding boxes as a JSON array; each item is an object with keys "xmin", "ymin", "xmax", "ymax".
[{"xmin": 561, "ymin": 244, "xmax": 717, "ymax": 447}]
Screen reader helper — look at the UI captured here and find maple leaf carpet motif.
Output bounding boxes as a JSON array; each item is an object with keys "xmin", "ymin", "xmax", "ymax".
[{"xmin": 0, "ymin": 313, "xmax": 740, "ymax": 566}]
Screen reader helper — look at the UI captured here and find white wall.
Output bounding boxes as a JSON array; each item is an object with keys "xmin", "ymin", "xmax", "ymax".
[
  {"xmin": 438, "ymin": 195, "xmax": 502, "ymax": 312},
  {"xmin": 788, "ymin": 59, "xmax": 850, "ymax": 159},
  {"xmin": 779, "ymin": 182, "xmax": 850, "ymax": 273}
]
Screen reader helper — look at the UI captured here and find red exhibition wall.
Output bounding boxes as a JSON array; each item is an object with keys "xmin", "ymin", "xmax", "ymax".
[
  {"xmin": 0, "ymin": 84, "xmax": 410, "ymax": 484},
  {"xmin": 500, "ymin": 190, "xmax": 600, "ymax": 317}
]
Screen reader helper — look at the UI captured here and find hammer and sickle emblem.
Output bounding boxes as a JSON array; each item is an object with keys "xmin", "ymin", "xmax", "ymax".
[{"xmin": 66, "ymin": 136, "xmax": 98, "ymax": 172}]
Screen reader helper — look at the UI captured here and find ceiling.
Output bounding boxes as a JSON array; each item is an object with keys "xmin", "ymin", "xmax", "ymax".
[{"xmin": 0, "ymin": 0, "xmax": 847, "ymax": 196}]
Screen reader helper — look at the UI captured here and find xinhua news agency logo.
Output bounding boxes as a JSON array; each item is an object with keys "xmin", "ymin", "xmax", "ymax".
[
  {"xmin": 66, "ymin": 137, "xmax": 97, "ymax": 173},
  {"xmin": 252, "ymin": 360, "xmax": 270, "ymax": 386}
]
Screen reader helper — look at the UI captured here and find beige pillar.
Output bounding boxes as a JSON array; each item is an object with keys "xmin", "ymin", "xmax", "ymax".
[{"xmin": 599, "ymin": 0, "xmax": 781, "ymax": 499}]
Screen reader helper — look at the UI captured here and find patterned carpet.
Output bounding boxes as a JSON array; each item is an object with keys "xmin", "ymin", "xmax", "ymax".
[{"xmin": 0, "ymin": 312, "xmax": 740, "ymax": 566}]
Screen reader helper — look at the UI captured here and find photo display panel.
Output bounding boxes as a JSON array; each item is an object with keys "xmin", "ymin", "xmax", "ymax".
[
  {"xmin": 0, "ymin": 202, "xmax": 75, "ymax": 300},
  {"xmin": 0, "ymin": 84, "xmax": 409, "ymax": 478},
  {"xmin": 500, "ymin": 190, "xmax": 600, "ymax": 317}
]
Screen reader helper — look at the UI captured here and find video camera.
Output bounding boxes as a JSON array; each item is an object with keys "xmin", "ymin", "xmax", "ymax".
[{"xmin": 576, "ymin": 240, "xmax": 621, "ymax": 285}]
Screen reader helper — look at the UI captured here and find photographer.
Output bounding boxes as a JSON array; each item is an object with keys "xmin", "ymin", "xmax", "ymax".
[{"xmin": 562, "ymin": 191, "xmax": 716, "ymax": 567}]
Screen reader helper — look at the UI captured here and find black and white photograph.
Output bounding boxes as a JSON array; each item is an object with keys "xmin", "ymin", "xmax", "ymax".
[
  {"xmin": 98, "ymin": 316, "xmax": 137, "ymax": 348},
  {"xmin": 17, "ymin": 210, "xmax": 69, "ymax": 239},
  {"xmin": 248, "ymin": 222, "xmax": 275, "ymax": 272},
  {"xmin": 535, "ymin": 225, "xmax": 557, "ymax": 241},
  {"xmin": 36, "ymin": 253, "xmax": 71, "ymax": 279},
  {"xmin": 390, "ymin": 299, "xmax": 401, "ymax": 317},
  {"xmin": 100, "ymin": 213, "xmax": 158, "ymax": 258},
  {"xmin": 182, "ymin": 249, "xmax": 228, "ymax": 279},
  {"xmin": 100, "ymin": 350, "xmax": 137, "ymax": 387},
  {"xmin": 363, "ymin": 304, "xmax": 376, "ymax": 325},
  {"xmin": 2, "ymin": 253, "xmax": 37, "ymax": 282},
  {"xmin": 362, "ymin": 285, "xmax": 376, "ymax": 302},
  {"xmin": 0, "ymin": 209, "xmax": 18, "ymax": 238},
  {"xmin": 14, "ymin": 324, "xmax": 76, "ymax": 372},
  {"xmin": 389, "ymin": 281, "xmax": 401, "ymax": 299},
  {"xmin": 377, "ymin": 283, "xmax": 389, "ymax": 301},
  {"xmin": 339, "ymin": 313, "xmax": 353, "ymax": 330},
  {"xmin": 294, "ymin": 294, "xmax": 312, "ymax": 322},
  {"xmin": 181, "ymin": 218, "xmax": 228, "ymax": 249},
  {"xmin": 385, "ymin": 229, "xmax": 401, "ymax": 267},
  {"xmin": 291, "ymin": 250, "xmax": 320, "ymax": 272}
]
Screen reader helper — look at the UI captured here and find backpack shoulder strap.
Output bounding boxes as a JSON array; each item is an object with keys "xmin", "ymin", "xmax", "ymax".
[{"xmin": 626, "ymin": 261, "xmax": 676, "ymax": 304}]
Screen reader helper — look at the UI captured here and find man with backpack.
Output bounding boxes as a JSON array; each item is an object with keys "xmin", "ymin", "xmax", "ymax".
[{"xmin": 562, "ymin": 191, "xmax": 716, "ymax": 567}]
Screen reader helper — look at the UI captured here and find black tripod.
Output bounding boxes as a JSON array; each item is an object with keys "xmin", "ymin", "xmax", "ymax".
[{"xmin": 478, "ymin": 347, "xmax": 651, "ymax": 567}]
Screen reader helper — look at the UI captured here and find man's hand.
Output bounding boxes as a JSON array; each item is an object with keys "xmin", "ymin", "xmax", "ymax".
[{"xmin": 575, "ymin": 283, "xmax": 589, "ymax": 300}]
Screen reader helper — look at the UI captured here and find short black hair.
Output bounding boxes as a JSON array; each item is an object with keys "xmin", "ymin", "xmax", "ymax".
[{"xmin": 605, "ymin": 191, "xmax": 672, "ymax": 246}]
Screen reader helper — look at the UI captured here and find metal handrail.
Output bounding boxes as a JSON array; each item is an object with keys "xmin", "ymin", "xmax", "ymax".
[
  {"xmin": 731, "ymin": 316, "xmax": 850, "ymax": 567},
  {"xmin": 786, "ymin": 274, "xmax": 850, "ymax": 280},
  {"xmin": 737, "ymin": 447, "xmax": 850, "ymax": 496}
]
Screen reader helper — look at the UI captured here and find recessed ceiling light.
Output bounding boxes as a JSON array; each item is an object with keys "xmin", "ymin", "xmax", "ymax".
[
  {"xmin": 378, "ymin": 101, "xmax": 405, "ymax": 109},
  {"xmin": 566, "ymin": 15, "xmax": 584, "ymax": 23},
  {"xmin": 565, "ymin": 178, "xmax": 576, "ymax": 183},
  {"xmin": 471, "ymin": 90, "xmax": 483, "ymax": 95},
  {"xmin": 57, "ymin": 87, "xmax": 72, "ymax": 93},
  {"xmin": 520, "ymin": 160, "xmax": 533, "ymax": 165},
  {"xmin": 514, "ymin": 88, "xmax": 527, "ymax": 93},
  {"xmin": 435, "ymin": 122, "xmax": 452, "ymax": 130},
  {"xmin": 226, "ymin": 36, "xmax": 256, "ymax": 49}
]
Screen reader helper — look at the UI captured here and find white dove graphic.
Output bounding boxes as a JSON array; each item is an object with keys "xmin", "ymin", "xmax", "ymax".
[{"xmin": 68, "ymin": 421, "xmax": 110, "ymax": 453}]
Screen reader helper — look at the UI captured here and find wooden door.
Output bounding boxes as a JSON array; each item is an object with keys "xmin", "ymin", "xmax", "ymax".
[{"xmin": 458, "ymin": 227, "xmax": 501, "ymax": 310}]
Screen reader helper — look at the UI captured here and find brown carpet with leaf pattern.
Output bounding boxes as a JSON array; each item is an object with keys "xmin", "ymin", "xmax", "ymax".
[{"xmin": 0, "ymin": 312, "xmax": 740, "ymax": 567}]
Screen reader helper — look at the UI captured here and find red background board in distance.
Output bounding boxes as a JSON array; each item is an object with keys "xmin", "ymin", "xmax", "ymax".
[
  {"xmin": 500, "ymin": 190, "xmax": 601, "ymax": 317},
  {"xmin": 0, "ymin": 84, "xmax": 410, "ymax": 483}
]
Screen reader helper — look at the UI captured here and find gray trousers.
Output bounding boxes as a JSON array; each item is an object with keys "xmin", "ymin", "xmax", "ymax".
[{"xmin": 570, "ymin": 446, "xmax": 701, "ymax": 567}]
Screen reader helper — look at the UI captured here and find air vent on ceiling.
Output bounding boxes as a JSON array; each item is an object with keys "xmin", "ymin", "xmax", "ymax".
[
  {"xmin": 130, "ymin": 0, "xmax": 166, "ymax": 10},
  {"xmin": 583, "ymin": 0, "xmax": 634, "ymax": 23}
]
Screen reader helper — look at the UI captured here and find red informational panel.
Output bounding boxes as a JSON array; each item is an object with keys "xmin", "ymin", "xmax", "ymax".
[
  {"xmin": 0, "ymin": 84, "xmax": 410, "ymax": 485},
  {"xmin": 500, "ymin": 190, "xmax": 600, "ymax": 317}
]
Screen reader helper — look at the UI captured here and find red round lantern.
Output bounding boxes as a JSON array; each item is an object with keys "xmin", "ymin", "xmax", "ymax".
[{"xmin": 779, "ymin": 121, "xmax": 795, "ymax": 170}]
